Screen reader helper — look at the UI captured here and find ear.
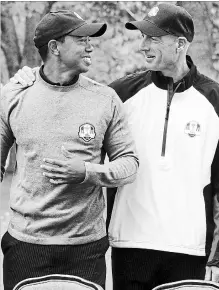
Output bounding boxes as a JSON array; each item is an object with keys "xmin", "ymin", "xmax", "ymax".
[
  {"xmin": 48, "ymin": 40, "xmax": 60, "ymax": 56},
  {"xmin": 177, "ymin": 37, "xmax": 187, "ymax": 51}
]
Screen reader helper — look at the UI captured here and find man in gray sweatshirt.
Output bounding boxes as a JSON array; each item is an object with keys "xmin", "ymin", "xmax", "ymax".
[{"xmin": 0, "ymin": 10, "xmax": 139, "ymax": 290}]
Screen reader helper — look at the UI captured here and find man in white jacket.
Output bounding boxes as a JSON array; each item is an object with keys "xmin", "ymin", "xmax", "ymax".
[{"xmin": 107, "ymin": 3, "xmax": 219, "ymax": 289}]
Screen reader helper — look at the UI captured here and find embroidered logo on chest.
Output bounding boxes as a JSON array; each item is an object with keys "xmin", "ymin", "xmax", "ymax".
[
  {"xmin": 184, "ymin": 121, "xmax": 201, "ymax": 137},
  {"xmin": 78, "ymin": 123, "xmax": 96, "ymax": 142}
]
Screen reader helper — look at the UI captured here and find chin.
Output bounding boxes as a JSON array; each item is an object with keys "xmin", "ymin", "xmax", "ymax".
[
  {"xmin": 145, "ymin": 64, "xmax": 157, "ymax": 71},
  {"xmin": 145, "ymin": 57, "xmax": 161, "ymax": 70},
  {"xmin": 81, "ymin": 66, "xmax": 90, "ymax": 74}
]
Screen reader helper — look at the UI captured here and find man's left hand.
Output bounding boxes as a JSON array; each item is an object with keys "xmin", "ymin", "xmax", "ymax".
[
  {"xmin": 205, "ymin": 266, "xmax": 219, "ymax": 283},
  {"xmin": 41, "ymin": 149, "xmax": 86, "ymax": 185}
]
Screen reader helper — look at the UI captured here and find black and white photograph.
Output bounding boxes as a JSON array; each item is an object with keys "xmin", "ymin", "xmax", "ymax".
[{"xmin": 1, "ymin": 1, "xmax": 219, "ymax": 290}]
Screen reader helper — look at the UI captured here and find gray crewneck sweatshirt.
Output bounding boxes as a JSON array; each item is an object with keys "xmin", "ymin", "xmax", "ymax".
[{"xmin": 1, "ymin": 70, "xmax": 139, "ymax": 245}]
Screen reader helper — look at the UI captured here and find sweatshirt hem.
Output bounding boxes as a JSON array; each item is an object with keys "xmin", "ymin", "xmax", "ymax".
[
  {"xmin": 109, "ymin": 239, "xmax": 206, "ymax": 256},
  {"xmin": 8, "ymin": 228, "xmax": 106, "ymax": 245}
]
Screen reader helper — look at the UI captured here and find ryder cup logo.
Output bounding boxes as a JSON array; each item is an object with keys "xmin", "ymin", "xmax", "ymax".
[
  {"xmin": 184, "ymin": 121, "xmax": 201, "ymax": 137},
  {"xmin": 78, "ymin": 123, "xmax": 96, "ymax": 142},
  {"xmin": 148, "ymin": 6, "xmax": 159, "ymax": 17}
]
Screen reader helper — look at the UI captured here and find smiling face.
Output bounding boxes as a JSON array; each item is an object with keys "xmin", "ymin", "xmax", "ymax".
[
  {"xmin": 139, "ymin": 34, "xmax": 179, "ymax": 74},
  {"xmin": 57, "ymin": 35, "xmax": 93, "ymax": 74}
]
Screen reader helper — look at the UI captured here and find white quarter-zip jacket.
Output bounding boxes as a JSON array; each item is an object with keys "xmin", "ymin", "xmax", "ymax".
[{"xmin": 108, "ymin": 56, "xmax": 219, "ymax": 266}]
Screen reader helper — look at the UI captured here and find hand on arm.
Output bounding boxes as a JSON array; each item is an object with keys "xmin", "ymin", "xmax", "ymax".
[{"xmin": 10, "ymin": 66, "xmax": 36, "ymax": 87}]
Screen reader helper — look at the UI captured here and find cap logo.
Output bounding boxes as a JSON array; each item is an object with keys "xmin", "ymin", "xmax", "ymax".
[
  {"xmin": 74, "ymin": 12, "xmax": 83, "ymax": 20},
  {"xmin": 148, "ymin": 6, "xmax": 159, "ymax": 17}
]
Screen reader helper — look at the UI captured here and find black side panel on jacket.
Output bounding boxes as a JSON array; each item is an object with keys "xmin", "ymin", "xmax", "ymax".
[
  {"xmin": 203, "ymin": 183, "xmax": 215, "ymax": 256},
  {"xmin": 194, "ymin": 72, "xmax": 219, "ymax": 261},
  {"xmin": 109, "ymin": 70, "xmax": 152, "ymax": 103}
]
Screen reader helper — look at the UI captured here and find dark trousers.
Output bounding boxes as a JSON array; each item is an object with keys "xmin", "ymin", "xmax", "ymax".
[
  {"xmin": 112, "ymin": 247, "xmax": 208, "ymax": 290},
  {"xmin": 1, "ymin": 231, "xmax": 109, "ymax": 290}
]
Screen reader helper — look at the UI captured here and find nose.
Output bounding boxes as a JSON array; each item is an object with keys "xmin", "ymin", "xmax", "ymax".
[
  {"xmin": 85, "ymin": 41, "xmax": 93, "ymax": 53},
  {"xmin": 139, "ymin": 35, "xmax": 151, "ymax": 52}
]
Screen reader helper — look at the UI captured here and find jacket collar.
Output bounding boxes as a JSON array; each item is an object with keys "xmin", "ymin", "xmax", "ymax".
[{"xmin": 151, "ymin": 55, "xmax": 197, "ymax": 92}]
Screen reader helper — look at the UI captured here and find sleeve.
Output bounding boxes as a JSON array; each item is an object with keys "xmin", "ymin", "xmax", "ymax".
[
  {"xmin": 207, "ymin": 141, "xmax": 219, "ymax": 267},
  {"xmin": 1, "ymin": 89, "xmax": 15, "ymax": 181},
  {"xmin": 193, "ymin": 78, "xmax": 219, "ymax": 267},
  {"xmin": 83, "ymin": 92, "xmax": 139, "ymax": 188}
]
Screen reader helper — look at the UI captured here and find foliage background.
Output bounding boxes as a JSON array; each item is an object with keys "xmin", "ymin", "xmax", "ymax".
[{"xmin": 1, "ymin": 1, "xmax": 219, "ymax": 86}]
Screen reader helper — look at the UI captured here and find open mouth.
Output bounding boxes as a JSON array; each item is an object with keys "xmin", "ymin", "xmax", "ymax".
[
  {"xmin": 83, "ymin": 57, "xmax": 91, "ymax": 65},
  {"xmin": 146, "ymin": 55, "xmax": 155, "ymax": 60}
]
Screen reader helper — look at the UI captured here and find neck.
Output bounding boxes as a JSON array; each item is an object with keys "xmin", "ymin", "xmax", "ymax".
[
  {"xmin": 43, "ymin": 61, "xmax": 79, "ymax": 85},
  {"xmin": 161, "ymin": 56, "xmax": 190, "ymax": 83}
]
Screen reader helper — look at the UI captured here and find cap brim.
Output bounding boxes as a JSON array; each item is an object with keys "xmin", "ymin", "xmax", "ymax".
[
  {"xmin": 125, "ymin": 20, "xmax": 168, "ymax": 37},
  {"xmin": 70, "ymin": 23, "xmax": 107, "ymax": 37}
]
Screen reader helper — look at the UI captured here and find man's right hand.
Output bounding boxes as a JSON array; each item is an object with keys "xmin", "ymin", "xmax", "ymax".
[{"xmin": 10, "ymin": 66, "xmax": 36, "ymax": 87}]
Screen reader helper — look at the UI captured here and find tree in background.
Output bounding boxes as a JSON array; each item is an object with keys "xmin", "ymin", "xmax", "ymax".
[
  {"xmin": 1, "ymin": 2, "xmax": 54, "ymax": 82},
  {"xmin": 1, "ymin": 1, "xmax": 219, "ymax": 86},
  {"xmin": 181, "ymin": 1, "xmax": 219, "ymax": 80}
]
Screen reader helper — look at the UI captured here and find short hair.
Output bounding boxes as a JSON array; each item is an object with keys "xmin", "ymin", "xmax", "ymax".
[{"xmin": 38, "ymin": 35, "xmax": 66, "ymax": 62}]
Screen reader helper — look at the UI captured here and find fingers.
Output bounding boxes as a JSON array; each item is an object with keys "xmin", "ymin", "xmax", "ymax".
[
  {"xmin": 10, "ymin": 66, "xmax": 35, "ymax": 87},
  {"xmin": 11, "ymin": 70, "xmax": 29, "ymax": 87},
  {"xmin": 212, "ymin": 273, "xmax": 219, "ymax": 283},
  {"xmin": 11, "ymin": 69, "xmax": 33, "ymax": 87},
  {"xmin": 10, "ymin": 76, "xmax": 19, "ymax": 84},
  {"xmin": 43, "ymin": 171, "xmax": 65, "ymax": 179},
  {"xmin": 43, "ymin": 158, "xmax": 65, "ymax": 167},
  {"xmin": 49, "ymin": 178, "xmax": 65, "ymax": 184},
  {"xmin": 23, "ymin": 66, "xmax": 36, "ymax": 82},
  {"xmin": 41, "ymin": 162, "xmax": 65, "ymax": 182},
  {"xmin": 205, "ymin": 266, "xmax": 212, "ymax": 281},
  {"xmin": 61, "ymin": 145, "xmax": 74, "ymax": 159},
  {"xmin": 43, "ymin": 171, "xmax": 66, "ymax": 184},
  {"xmin": 211, "ymin": 267, "xmax": 219, "ymax": 283},
  {"xmin": 41, "ymin": 164, "xmax": 65, "ymax": 173},
  {"xmin": 41, "ymin": 159, "xmax": 66, "ymax": 184},
  {"xmin": 205, "ymin": 266, "xmax": 219, "ymax": 283}
]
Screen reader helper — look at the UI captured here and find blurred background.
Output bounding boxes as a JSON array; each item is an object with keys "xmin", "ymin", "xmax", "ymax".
[
  {"xmin": 1, "ymin": 1, "xmax": 219, "ymax": 85},
  {"xmin": 1, "ymin": 1, "xmax": 219, "ymax": 289}
]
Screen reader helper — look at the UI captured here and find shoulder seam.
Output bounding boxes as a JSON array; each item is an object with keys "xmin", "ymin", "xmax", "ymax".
[
  {"xmin": 79, "ymin": 83, "xmax": 115, "ymax": 99},
  {"xmin": 81, "ymin": 75, "xmax": 105, "ymax": 87}
]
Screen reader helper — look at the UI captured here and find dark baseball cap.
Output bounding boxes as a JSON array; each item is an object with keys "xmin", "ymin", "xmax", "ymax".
[
  {"xmin": 34, "ymin": 10, "xmax": 107, "ymax": 49},
  {"xmin": 125, "ymin": 3, "xmax": 194, "ymax": 42}
]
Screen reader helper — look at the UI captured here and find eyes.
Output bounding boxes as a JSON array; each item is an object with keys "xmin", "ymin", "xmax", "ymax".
[
  {"xmin": 141, "ymin": 34, "xmax": 160, "ymax": 42},
  {"xmin": 66, "ymin": 35, "xmax": 92, "ymax": 46},
  {"xmin": 78, "ymin": 37, "xmax": 91, "ymax": 44}
]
